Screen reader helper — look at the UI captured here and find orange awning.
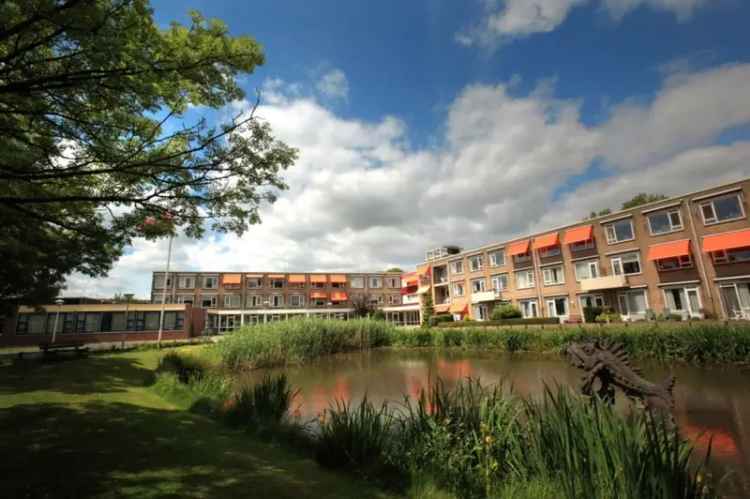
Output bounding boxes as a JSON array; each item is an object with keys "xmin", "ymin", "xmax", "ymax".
[
  {"xmin": 648, "ymin": 239, "xmax": 691, "ymax": 261},
  {"xmin": 533, "ymin": 232, "xmax": 559, "ymax": 250},
  {"xmin": 563, "ymin": 225, "xmax": 593, "ymax": 245},
  {"xmin": 507, "ymin": 240, "xmax": 530, "ymax": 256},
  {"xmin": 703, "ymin": 229, "xmax": 750, "ymax": 253},
  {"xmin": 331, "ymin": 291, "xmax": 348, "ymax": 301},
  {"xmin": 287, "ymin": 274, "xmax": 306, "ymax": 284},
  {"xmin": 245, "ymin": 274, "xmax": 263, "ymax": 279},
  {"xmin": 433, "ymin": 304, "xmax": 450, "ymax": 313},
  {"xmin": 329, "ymin": 274, "xmax": 347, "ymax": 284},
  {"xmin": 402, "ymin": 272, "xmax": 418, "ymax": 286},
  {"xmin": 449, "ymin": 301, "xmax": 468, "ymax": 314},
  {"xmin": 310, "ymin": 275, "xmax": 328, "ymax": 284},
  {"xmin": 222, "ymin": 274, "xmax": 241, "ymax": 285},
  {"xmin": 267, "ymin": 274, "xmax": 285, "ymax": 279},
  {"xmin": 310, "ymin": 291, "xmax": 328, "ymax": 299}
]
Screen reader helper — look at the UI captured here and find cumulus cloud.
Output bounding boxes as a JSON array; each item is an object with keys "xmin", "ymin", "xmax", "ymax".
[
  {"xmin": 316, "ymin": 68, "xmax": 350, "ymax": 101},
  {"xmin": 65, "ymin": 62, "xmax": 750, "ymax": 299},
  {"xmin": 457, "ymin": 0, "xmax": 711, "ymax": 47}
]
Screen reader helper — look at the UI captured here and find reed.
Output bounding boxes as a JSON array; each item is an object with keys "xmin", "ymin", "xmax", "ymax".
[{"xmin": 224, "ymin": 374, "xmax": 299, "ymax": 431}]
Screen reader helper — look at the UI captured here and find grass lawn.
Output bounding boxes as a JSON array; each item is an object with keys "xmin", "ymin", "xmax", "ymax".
[{"xmin": 0, "ymin": 347, "xmax": 396, "ymax": 498}]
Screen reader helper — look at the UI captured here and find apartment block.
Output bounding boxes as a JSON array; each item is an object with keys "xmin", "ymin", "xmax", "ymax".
[
  {"xmin": 425, "ymin": 178, "xmax": 750, "ymax": 322},
  {"xmin": 150, "ymin": 271, "xmax": 402, "ymax": 332}
]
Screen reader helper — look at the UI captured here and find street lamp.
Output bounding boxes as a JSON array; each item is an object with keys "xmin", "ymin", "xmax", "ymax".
[
  {"xmin": 157, "ymin": 233, "xmax": 174, "ymax": 347},
  {"xmin": 51, "ymin": 298, "xmax": 64, "ymax": 344},
  {"xmin": 123, "ymin": 293, "xmax": 134, "ymax": 349}
]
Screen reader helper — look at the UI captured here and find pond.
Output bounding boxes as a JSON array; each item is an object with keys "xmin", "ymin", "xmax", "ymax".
[{"xmin": 240, "ymin": 348, "xmax": 750, "ymax": 495}]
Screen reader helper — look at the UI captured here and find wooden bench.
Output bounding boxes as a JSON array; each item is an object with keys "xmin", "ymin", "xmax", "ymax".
[{"xmin": 38, "ymin": 341, "xmax": 89, "ymax": 357}]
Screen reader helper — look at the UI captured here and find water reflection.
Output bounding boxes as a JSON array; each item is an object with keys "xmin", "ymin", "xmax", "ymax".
[{"xmin": 239, "ymin": 349, "xmax": 750, "ymax": 495}]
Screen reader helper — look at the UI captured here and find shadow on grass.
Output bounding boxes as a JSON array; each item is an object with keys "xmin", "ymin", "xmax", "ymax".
[
  {"xmin": 0, "ymin": 354, "xmax": 156, "ymax": 397},
  {"xmin": 0, "ymin": 400, "xmax": 389, "ymax": 499}
]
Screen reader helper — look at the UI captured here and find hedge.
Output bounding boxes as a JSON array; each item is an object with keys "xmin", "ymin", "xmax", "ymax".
[{"xmin": 438, "ymin": 318, "xmax": 561, "ymax": 327}]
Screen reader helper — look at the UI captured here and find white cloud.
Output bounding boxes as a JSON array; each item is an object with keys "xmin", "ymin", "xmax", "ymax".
[
  {"xmin": 457, "ymin": 0, "xmax": 711, "ymax": 47},
  {"xmin": 316, "ymin": 68, "xmax": 350, "ymax": 101},
  {"xmin": 64, "ymin": 63, "xmax": 750, "ymax": 299}
]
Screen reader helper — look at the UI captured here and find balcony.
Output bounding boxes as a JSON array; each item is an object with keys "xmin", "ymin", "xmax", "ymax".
[
  {"xmin": 580, "ymin": 274, "xmax": 628, "ymax": 292},
  {"xmin": 471, "ymin": 290, "xmax": 502, "ymax": 303}
]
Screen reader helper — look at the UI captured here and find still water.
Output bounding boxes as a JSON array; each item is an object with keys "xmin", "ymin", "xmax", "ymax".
[{"xmin": 240, "ymin": 349, "xmax": 750, "ymax": 494}]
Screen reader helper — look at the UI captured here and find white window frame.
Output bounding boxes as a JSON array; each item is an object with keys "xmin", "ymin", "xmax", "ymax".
[
  {"xmin": 647, "ymin": 209, "xmax": 683, "ymax": 236},
  {"xmin": 247, "ymin": 277, "xmax": 262, "ymax": 289},
  {"xmin": 515, "ymin": 270, "xmax": 535, "ymax": 289},
  {"xmin": 452, "ymin": 282, "xmax": 465, "ymax": 297},
  {"xmin": 574, "ymin": 260, "xmax": 599, "ymax": 281},
  {"xmin": 519, "ymin": 299, "xmax": 538, "ymax": 318},
  {"xmin": 655, "ymin": 254, "xmax": 693, "ymax": 271},
  {"xmin": 542, "ymin": 266, "xmax": 565, "ymax": 286},
  {"xmin": 539, "ymin": 246, "xmax": 561, "ymax": 258},
  {"xmin": 545, "ymin": 297, "xmax": 568, "ymax": 319},
  {"xmin": 488, "ymin": 250, "xmax": 505, "ymax": 267},
  {"xmin": 617, "ymin": 290, "xmax": 649, "ymax": 319},
  {"xmin": 513, "ymin": 253, "xmax": 532, "ymax": 265},
  {"xmin": 611, "ymin": 252, "xmax": 641, "ymax": 276},
  {"xmin": 570, "ymin": 239, "xmax": 595, "ymax": 252},
  {"xmin": 350, "ymin": 276, "xmax": 365, "ymax": 289},
  {"xmin": 605, "ymin": 219, "xmax": 635, "ymax": 244},
  {"xmin": 712, "ymin": 247, "xmax": 750, "ymax": 265},
  {"xmin": 289, "ymin": 294, "xmax": 304, "ymax": 307},
  {"xmin": 203, "ymin": 276, "xmax": 218, "ymax": 289},
  {"xmin": 177, "ymin": 276, "xmax": 195, "ymax": 289},
  {"xmin": 247, "ymin": 294, "xmax": 263, "ymax": 308},
  {"xmin": 201, "ymin": 295, "xmax": 217, "ymax": 308},
  {"xmin": 369, "ymin": 277, "xmax": 382, "ymax": 289},
  {"xmin": 471, "ymin": 278, "xmax": 486, "ymax": 294},
  {"xmin": 491, "ymin": 274, "xmax": 508, "ymax": 291},
  {"xmin": 579, "ymin": 294, "xmax": 606, "ymax": 314},
  {"xmin": 468, "ymin": 255, "xmax": 483, "ymax": 272},
  {"xmin": 662, "ymin": 287, "xmax": 702, "ymax": 318},
  {"xmin": 719, "ymin": 282, "xmax": 750, "ymax": 319},
  {"xmin": 223, "ymin": 294, "xmax": 241, "ymax": 308},
  {"xmin": 176, "ymin": 295, "xmax": 194, "ymax": 304},
  {"xmin": 699, "ymin": 193, "xmax": 745, "ymax": 226},
  {"xmin": 270, "ymin": 294, "xmax": 284, "ymax": 308},
  {"xmin": 450, "ymin": 260, "xmax": 464, "ymax": 275}
]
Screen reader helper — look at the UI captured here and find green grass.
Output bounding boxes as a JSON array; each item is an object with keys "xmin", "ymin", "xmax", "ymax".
[{"xmin": 0, "ymin": 348, "xmax": 395, "ymax": 499}]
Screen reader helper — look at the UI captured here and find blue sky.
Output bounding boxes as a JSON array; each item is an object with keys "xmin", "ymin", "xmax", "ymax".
[{"xmin": 71, "ymin": 0, "xmax": 750, "ymax": 298}]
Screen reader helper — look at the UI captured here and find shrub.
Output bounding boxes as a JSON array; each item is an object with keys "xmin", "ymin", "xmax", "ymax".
[
  {"xmin": 371, "ymin": 310, "xmax": 386, "ymax": 321},
  {"xmin": 428, "ymin": 314, "xmax": 454, "ymax": 327},
  {"xmin": 224, "ymin": 374, "xmax": 298, "ymax": 431},
  {"xmin": 158, "ymin": 351, "xmax": 207, "ymax": 383},
  {"xmin": 582, "ymin": 306, "xmax": 602, "ymax": 324},
  {"xmin": 492, "ymin": 304, "xmax": 523, "ymax": 320},
  {"xmin": 438, "ymin": 318, "xmax": 560, "ymax": 327}
]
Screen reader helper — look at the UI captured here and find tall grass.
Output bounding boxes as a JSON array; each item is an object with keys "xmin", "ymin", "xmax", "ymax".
[
  {"xmin": 153, "ymin": 351, "xmax": 230, "ymax": 415},
  {"xmin": 224, "ymin": 374, "xmax": 299, "ymax": 433},
  {"xmin": 387, "ymin": 322, "xmax": 750, "ymax": 363},
  {"xmin": 215, "ymin": 317, "xmax": 395, "ymax": 370}
]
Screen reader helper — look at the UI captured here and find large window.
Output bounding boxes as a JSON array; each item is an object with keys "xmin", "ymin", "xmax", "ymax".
[
  {"xmin": 488, "ymin": 250, "xmax": 505, "ymax": 267},
  {"xmin": 176, "ymin": 295, "xmax": 194, "ymax": 304},
  {"xmin": 574, "ymin": 260, "xmax": 599, "ymax": 281},
  {"xmin": 491, "ymin": 274, "xmax": 508, "ymax": 291},
  {"xmin": 519, "ymin": 300, "xmax": 538, "ymax": 318},
  {"xmin": 468, "ymin": 255, "xmax": 483, "ymax": 272},
  {"xmin": 452, "ymin": 282, "xmax": 465, "ymax": 297},
  {"xmin": 247, "ymin": 277, "xmax": 262, "ymax": 289},
  {"xmin": 700, "ymin": 193, "xmax": 744, "ymax": 225},
  {"xmin": 385, "ymin": 277, "xmax": 400, "ymax": 288},
  {"xmin": 712, "ymin": 247, "xmax": 750, "ymax": 264},
  {"xmin": 545, "ymin": 297, "xmax": 568, "ymax": 318},
  {"xmin": 647, "ymin": 209, "xmax": 683, "ymax": 235},
  {"xmin": 605, "ymin": 219, "xmax": 634, "ymax": 244},
  {"xmin": 203, "ymin": 276, "xmax": 218, "ymax": 289},
  {"xmin": 201, "ymin": 295, "xmax": 218, "ymax": 308},
  {"xmin": 618, "ymin": 290, "xmax": 648, "ymax": 318},
  {"xmin": 224, "ymin": 294, "xmax": 241, "ymax": 308},
  {"xmin": 516, "ymin": 270, "xmax": 535, "ymax": 289},
  {"xmin": 542, "ymin": 266, "xmax": 565, "ymax": 285},
  {"xmin": 570, "ymin": 239, "xmax": 595, "ymax": 252},
  {"xmin": 16, "ymin": 311, "xmax": 184, "ymax": 334},
  {"xmin": 611, "ymin": 252, "xmax": 641, "ymax": 276},
  {"xmin": 656, "ymin": 255, "xmax": 693, "ymax": 271},
  {"xmin": 450, "ymin": 260, "xmax": 464, "ymax": 274},
  {"xmin": 270, "ymin": 279, "xmax": 284, "ymax": 289},
  {"xmin": 369, "ymin": 277, "xmax": 382, "ymax": 288},
  {"xmin": 154, "ymin": 274, "xmax": 172, "ymax": 289},
  {"xmin": 177, "ymin": 276, "xmax": 195, "ymax": 288},
  {"xmin": 270, "ymin": 295, "xmax": 283, "ymax": 308},
  {"xmin": 513, "ymin": 253, "xmax": 531, "ymax": 266},
  {"xmin": 246, "ymin": 294, "xmax": 264, "ymax": 308},
  {"xmin": 539, "ymin": 246, "xmax": 561, "ymax": 258},
  {"xmin": 350, "ymin": 276, "xmax": 365, "ymax": 288},
  {"xmin": 471, "ymin": 278, "xmax": 486, "ymax": 293}
]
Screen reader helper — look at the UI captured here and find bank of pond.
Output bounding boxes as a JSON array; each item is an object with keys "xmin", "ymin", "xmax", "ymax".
[{"xmin": 152, "ymin": 319, "xmax": 750, "ymax": 498}]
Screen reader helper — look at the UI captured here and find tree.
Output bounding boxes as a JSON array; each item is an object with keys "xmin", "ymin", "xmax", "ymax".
[
  {"xmin": 421, "ymin": 292, "xmax": 434, "ymax": 327},
  {"xmin": 585, "ymin": 208, "xmax": 612, "ymax": 220},
  {"xmin": 351, "ymin": 293, "xmax": 375, "ymax": 318},
  {"xmin": 0, "ymin": 1, "xmax": 297, "ymax": 311},
  {"xmin": 621, "ymin": 193, "xmax": 668, "ymax": 210},
  {"xmin": 385, "ymin": 267, "xmax": 403, "ymax": 273}
]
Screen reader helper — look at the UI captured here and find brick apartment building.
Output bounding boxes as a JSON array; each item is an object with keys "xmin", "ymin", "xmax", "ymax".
[
  {"xmin": 149, "ymin": 271, "xmax": 403, "ymax": 332},
  {"xmin": 425, "ymin": 177, "xmax": 750, "ymax": 322}
]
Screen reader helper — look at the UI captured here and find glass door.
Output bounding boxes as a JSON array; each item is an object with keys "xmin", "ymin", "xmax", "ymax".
[{"xmin": 720, "ymin": 285, "xmax": 741, "ymax": 318}]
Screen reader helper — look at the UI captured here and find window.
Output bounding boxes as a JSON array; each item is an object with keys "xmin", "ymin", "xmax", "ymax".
[
  {"xmin": 491, "ymin": 274, "xmax": 508, "ymax": 291},
  {"xmin": 201, "ymin": 295, "xmax": 218, "ymax": 308},
  {"xmin": 247, "ymin": 294, "xmax": 264, "ymax": 308},
  {"xmin": 15, "ymin": 314, "xmax": 48, "ymax": 335},
  {"xmin": 580, "ymin": 294, "xmax": 606, "ymax": 310},
  {"xmin": 224, "ymin": 294, "xmax": 241, "ymax": 308},
  {"xmin": 452, "ymin": 282, "xmax": 465, "ymax": 297},
  {"xmin": 471, "ymin": 278, "xmax": 486, "ymax": 293},
  {"xmin": 489, "ymin": 250, "xmax": 505, "ymax": 267},
  {"xmin": 546, "ymin": 297, "xmax": 568, "ymax": 318},
  {"xmin": 270, "ymin": 279, "xmax": 284, "ymax": 289},
  {"xmin": 611, "ymin": 252, "xmax": 641, "ymax": 276},
  {"xmin": 605, "ymin": 219, "xmax": 634, "ymax": 244},
  {"xmin": 377, "ymin": 295, "xmax": 385, "ymax": 305},
  {"xmin": 700, "ymin": 193, "xmax": 744, "ymax": 225},
  {"xmin": 539, "ymin": 246, "xmax": 561, "ymax": 258},
  {"xmin": 312, "ymin": 281, "xmax": 326, "ymax": 289},
  {"xmin": 647, "ymin": 209, "xmax": 683, "ymax": 235},
  {"xmin": 387, "ymin": 294, "xmax": 401, "ymax": 305},
  {"xmin": 474, "ymin": 304, "xmax": 489, "ymax": 321},
  {"xmin": 247, "ymin": 277, "xmax": 262, "ymax": 289},
  {"xmin": 542, "ymin": 266, "xmax": 565, "ymax": 285},
  {"xmin": 154, "ymin": 274, "xmax": 172, "ymax": 289},
  {"xmin": 385, "ymin": 277, "xmax": 400, "ymax": 288},
  {"xmin": 203, "ymin": 276, "xmax": 218, "ymax": 289},
  {"xmin": 350, "ymin": 276, "xmax": 365, "ymax": 289},
  {"xmin": 450, "ymin": 260, "xmax": 464, "ymax": 274},
  {"xmin": 519, "ymin": 300, "xmax": 538, "ymax": 318},
  {"xmin": 618, "ymin": 290, "xmax": 648, "ymax": 317},
  {"xmin": 516, "ymin": 270, "xmax": 535, "ymax": 289},
  {"xmin": 712, "ymin": 247, "xmax": 750, "ymax": 264},
  {"xmin": 176, "ymin": 295, "xmax": 194, "ymax": 304},
  {"xmin": 270, "ymin": 295, "xmax": 283, "ymax": 308},
  {"xmin": 331, "ymin": 281, "xmax": 345, "ymax": 289},
  {"xmin": 468, "ymin": 255, "xmax": 483, "ymax": 272},
  {"xmin": 656, "ymin": 255, "xmax": 693, "ymax": 271},
  {"xmin": 369, "ymin": 277, "xmax": 382, "ymax": 288},
  {"xmin": 574, "ymin": 260, "xmax": 599, "ymax": 281},
  {"xmin": 570, "ymin": 239, "xmax": 595, "ymax": 252},
  {"xmin": 178, "ymin": 276, "xmax": 195, "ymax": 288}
]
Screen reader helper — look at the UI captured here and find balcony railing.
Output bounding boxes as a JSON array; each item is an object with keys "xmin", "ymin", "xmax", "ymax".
[
  {"xmin": 580, "ymin": 274, "xmax": 628, "ymax": 292},
  {"xmin": 471, "ymin": 290, "xmax": 502, "ymax": 303}
]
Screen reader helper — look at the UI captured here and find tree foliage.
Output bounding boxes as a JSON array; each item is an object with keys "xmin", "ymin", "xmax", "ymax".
[
  {"xmin": 585, "ymin": 193, "xmax": 667, "ymax": 220},
  {"xmin": 0, "ymin": 0, "xmax": 297, "ymax": 310}
]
